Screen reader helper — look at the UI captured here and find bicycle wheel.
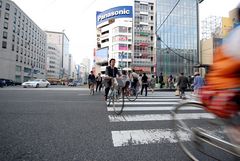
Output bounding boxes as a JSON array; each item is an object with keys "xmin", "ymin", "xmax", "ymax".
[
  {"xmin": 126, "ymin": 88, "xmax": 138, "ymax": 101},
  {"xmin": 172, "ymin": 102, "xmax": 231, "ymax": 160},
  {"xmin": 113, "ymin": 88, "xmax": 124, "ymax": 115}
]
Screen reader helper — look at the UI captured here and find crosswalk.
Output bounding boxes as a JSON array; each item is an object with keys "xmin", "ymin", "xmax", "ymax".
[{"xmin": 106, "ymin": 92, "xmax": 216, "ymax": 148}]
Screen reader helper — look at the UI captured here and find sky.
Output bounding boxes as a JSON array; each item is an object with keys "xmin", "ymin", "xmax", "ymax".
[{"xmin": 11, "ymin": 0, "xmax": 240, "ymax": 64}]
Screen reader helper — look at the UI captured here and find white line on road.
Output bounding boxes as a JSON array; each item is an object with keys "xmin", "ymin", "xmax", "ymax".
[
  {"xmin": 125, "ymin": 99, "xmax": 180, "ymax": 102},
  {"xmin": 111, "ymin": 129, "xmax": 190, "ymax": 147},
  {"xmin": 107, "ymin": 106, "xmax": 204, "ymax": 111},
  {"xmin": 108, "ymin": 113, "xmax": 215, "ymax": 122},
  {"xmin": 107, "ymin": 102, "xmax": 178, "ymax": 105}
]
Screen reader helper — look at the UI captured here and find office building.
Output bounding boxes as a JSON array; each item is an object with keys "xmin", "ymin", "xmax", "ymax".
[
  {"xmin": 0, "ymin": 0, "xmax": 47, "ymax": 82},
  {"xmin": 156, "ymin": 0, "xmax": 199, "ymax": 76},
  {"xmin": 45, "ymin": 31, "xmax": 70, "ymax": 79}
]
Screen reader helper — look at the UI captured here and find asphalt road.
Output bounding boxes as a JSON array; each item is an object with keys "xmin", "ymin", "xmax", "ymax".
[{"xmin": 0, "ymin": 87, "xmax": 237, "ymax": 161}]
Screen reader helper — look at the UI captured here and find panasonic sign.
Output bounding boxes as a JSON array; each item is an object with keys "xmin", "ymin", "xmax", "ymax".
[{"xmin": 96, "ymin": 6, "xmax": 133, "ymax": 26}]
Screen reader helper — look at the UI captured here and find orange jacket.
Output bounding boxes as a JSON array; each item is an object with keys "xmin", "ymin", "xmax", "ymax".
[{"xmin": 206, "ymin": 46, "xmax": 240, "ymax": 90}]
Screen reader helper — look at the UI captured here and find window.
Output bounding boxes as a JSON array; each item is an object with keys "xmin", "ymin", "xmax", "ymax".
[
  {"xmin": 16, "ymin": 65, "xmax": 21, "ymax": 72},
  {"xmin": 12, "ymin": 44, "xmax": 14, "ymax": 51},
  {"xmin": 151, "ymin": 6, "xmax": 153, "ymax": 11},
  {"xmin": 151, "ymin": 16, "xmax": 153, "ymax": 21},
  {"xmin": 16, "ymin": 46, "xmax": 19, "ymax": 53},
  {"xmin": 151, "ymin": 26, "xmax": 153, "ymax": 31},
  {"xmin": 5, "ymin": 3, "xmax": 10, "ymax": 11},
  {"xmin": 12, "ymin": 34, "xmax": 15, "ymax": 42},
  {"xmin": 3, "ymin": 31, "xmax": 7, "ymax": 39},
  {"xmin": 14, "ymin": 8, "xmax": 17, "ymax": 15},
  {"xmin": 4, "ymin": 12, "xmax": 9, "ymax": 20},
  {"xmin": 4, "ymin": 22, "xmax": 8, "ymax": 29},
  {"xmin": 0, "ymin": 0, "xmax": 2, "ymax": 8},
  {"xmin": 13, "ymin": 25, "xmax": 16, "ymax": 32},
  {"xmin": 16, "ymin": 55, "xmax": 19, "ymax": 61},
  {"xmin": 13, "ymin": 17, "xmax": 16, "ymax": 24},
  {"xmin": 2, "ymin": 41, "xmax": 7, "ymax": 49}
]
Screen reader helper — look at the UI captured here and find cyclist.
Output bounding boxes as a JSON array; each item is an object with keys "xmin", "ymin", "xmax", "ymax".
[
  {"xmin": 104, "ymin": 58, "xmax": 121, "ymax": 101},
  {"xmin": 200, "ymin": 4, "xmax": 240, "ymax": 145},
  {"xmin": 88, "ymin": 71, "xmax": 96, "ymax": 95}
]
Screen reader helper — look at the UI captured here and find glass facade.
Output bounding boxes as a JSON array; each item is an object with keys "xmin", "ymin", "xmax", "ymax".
[{"xmin": 156, "ymin": 0, "xmax": 198, "ymax": 76}]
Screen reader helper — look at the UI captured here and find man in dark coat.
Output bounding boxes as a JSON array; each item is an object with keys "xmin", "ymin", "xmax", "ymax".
[
  {"xmin": 159, "ymin": 72, "xmax": 164, "ymax": 88},
  {"xmin": 177, "ymin": 72, "xmax": 189, "ymax": 99}
]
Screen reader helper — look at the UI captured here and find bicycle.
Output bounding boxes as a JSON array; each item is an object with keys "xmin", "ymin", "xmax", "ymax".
[
  {"xmin": 107, "ymin": 78, "xmax": 125, "ymax": 115},
  {"xmin": 172, "ymin": 99, "xmax": 240, "ymax": 160},
  {"xmin": 124, "ymin": 86, "xmax": 138, "ymax": 102}
]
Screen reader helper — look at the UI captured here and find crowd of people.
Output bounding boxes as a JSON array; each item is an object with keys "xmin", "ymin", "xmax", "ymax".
[{"xmin": 87, "ymin": 59, "xmax": 206, "ymax": 99}]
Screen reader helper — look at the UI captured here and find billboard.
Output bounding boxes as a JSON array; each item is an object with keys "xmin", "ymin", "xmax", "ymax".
[
  {"xmin": 96, "ymin": 6, "xmax": 133, "ymax": 26},
  {"xmin": 95, "ymin": 48, "xmax": 108, "ymax": 64}
]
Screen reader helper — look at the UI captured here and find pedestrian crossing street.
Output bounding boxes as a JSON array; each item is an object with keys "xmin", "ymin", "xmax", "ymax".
[{"xmin": 106, "ymin": 92, "xmax": 217, "ymax": 147}]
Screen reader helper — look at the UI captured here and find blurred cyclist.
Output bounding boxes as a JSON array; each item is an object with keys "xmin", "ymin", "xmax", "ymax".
[{"xmin": 200, "ymin": 4, "xmax": 240, "ymax": 145}]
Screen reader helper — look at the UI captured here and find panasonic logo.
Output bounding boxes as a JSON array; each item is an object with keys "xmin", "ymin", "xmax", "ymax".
[{"xmin": 97, "ymin": 8, "xmax": 130, "ymax": 22}]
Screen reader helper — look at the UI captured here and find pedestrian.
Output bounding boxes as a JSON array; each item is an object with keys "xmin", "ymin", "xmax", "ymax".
[
  {"xmin": 95, "ymin": 73, "xmax": 102, "ymax": 92},
  {"xmin": 121, "ymin": 70, "xmax": 130, "ymax": 91},
  {"xmin": 193, "ymin": 72, "xmax": 205, "ymax": 95},
  {"xmin": 177, "ymin": 72, "xmax": 189, "ymax": 99},
  {"xmin": 88, "ymin": 71, "xmax": 96, "ymax": 95},
  {"xmin": 150, "ymin": 75, "xmax": 156, "ymax": 93},
  {"xmin": 131, "ymin": 69, "xmax": 139, "ymax": 91},
  {"xmin": 159, "ymin": 72, "xmax": 164, "ymax": 88},
  {"xmin": 168, "ymin": 75, "xmax": 174, "ymax": 89},
  {"xmin": 137, "ymin": 74, "xmax": 142, "ymax": 93},
  {"xmin": 141, "ymin": 73, "xmax": 148, "ymax": 96}
]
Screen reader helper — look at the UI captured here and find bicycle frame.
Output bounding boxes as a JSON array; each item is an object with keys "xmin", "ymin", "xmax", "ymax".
[{"xmin": 172, "ymin": 100, "xmax": 240, "ymax": 160}]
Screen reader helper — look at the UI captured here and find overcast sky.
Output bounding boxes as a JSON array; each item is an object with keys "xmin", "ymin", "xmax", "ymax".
[{"xmin": 12, "ymin": 0, "xmax": 240, "ymax": 64}]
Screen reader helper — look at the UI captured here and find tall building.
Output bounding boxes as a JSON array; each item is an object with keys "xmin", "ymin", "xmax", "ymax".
[
  {"xmin": 45, "ymin": 31, "xmax": 70, "ymax": 79},
  {"xmin": 156, "ymin": 0, "xmax": 199, "ymax": 76},
  {"xmin": 0, "ymin": 0, "xmax": 47, "ymax": 82},
  {"xmin": 133, "ymin": 0, "xmax": 156, "ymax": 74},
  {"xmin": 95, "ymin": 6, "xmax": 133, "ymax": 74},
  {"xmin": 46, "ymin": 44, "xmax": 61, "ymax": 79},
  {"xmin": 81, "ymin": 57, "xmax": 91, "ymax": 74}
]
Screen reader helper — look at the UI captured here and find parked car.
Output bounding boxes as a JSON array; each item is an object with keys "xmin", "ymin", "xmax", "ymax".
[
  {"xmin": 0, "ymin": 79, "xmax": 5, "ymax": 88},
  {"xmin": 68, "ymin": 81, "xmax": 81, "ymax": 86},
  {"xmin": 5, "ymin": 79, "xmax": 15, "ymax": 86},
  {"xmin": 22, "ymin": 79, "xmax": 50, "ymax": 88},
  {"xmin": 0, "ymin": 78, "xmax": 15, "ymax": 86},
  {"xmin": 14, "ymin": 81, "xmax": 22, "ymax": 86}
]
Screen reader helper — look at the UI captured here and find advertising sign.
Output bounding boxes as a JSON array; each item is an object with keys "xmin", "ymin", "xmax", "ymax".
[
  {"xmin": 96, "ymin": 6, "xmax": 133, "ymax": 26},
  {"xmin": 95, "ymin": 48, "xmax": 108, "ymax": 63}
]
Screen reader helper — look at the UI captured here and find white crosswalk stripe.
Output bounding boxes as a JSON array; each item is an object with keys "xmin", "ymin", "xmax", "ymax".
[{"xmin": 106, "ymin": 93, "xmax": 216, "ymax": 147}]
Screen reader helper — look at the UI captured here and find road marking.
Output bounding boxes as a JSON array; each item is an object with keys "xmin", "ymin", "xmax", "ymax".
[
  {"xmin": 111, "ymin": 129, "xmax": 190, "ymax": 147},
  {"xmin": 107, "ymin": 106, "xmax": 204, "ymax": 111},
  {"xmin": 108, "ymin": 113, "xmax": 215, "ymax": 122},
  {"xmin": 107, "ymin": 102, "xmax": 178, "ymax": 105},
  {"xmin": 125, "ymin": 98, "xmax": 180, "ymax": 102}
]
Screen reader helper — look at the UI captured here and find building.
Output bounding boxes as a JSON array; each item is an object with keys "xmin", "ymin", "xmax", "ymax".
[
  {"xmin": 200, "ymin": 7, "xmax": 238, "ymax": 76},
  {"xmin": 46, "ymin": 44, "xmax": 61, "ymax": 79},
  {"xmin": 156, "ymin": 0, "xmax": 199, "ymax": 76},
  {"xmin": 133, "ymin": 0, "xmax": 156, "ymax": 74},
  {"xmin": 0, "ymin": 0, "xmax": 47, "ymax": 82},
  {"xmin": 45, "ymin": 31, "xmax": 70, "ymax": 80},
  {"xmin": 95, "ymin": 6, "xmax": 133, "ymax": 74},
  {"xmin": 81, "ymin": 57, "xmax": 91, "ymax": 74}
]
